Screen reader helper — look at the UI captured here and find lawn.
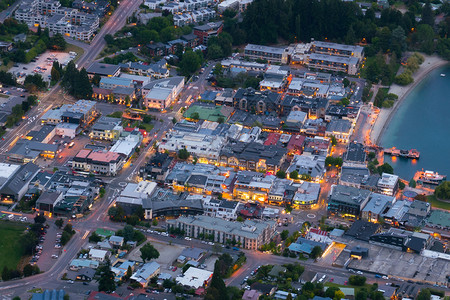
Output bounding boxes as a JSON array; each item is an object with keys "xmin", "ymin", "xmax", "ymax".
[
  {"xmin": 0, "ymin": 221, "xmax": 27, "ymax": 271},
  {"xmin": 324, "ymin": 282, "xmax": 373, "ymax": 295},
  {"xmin": 65, "ymin": 43, "xmax": 85, "ymax": 62},
  {"xmin": 427, "ymin": 195, "xmax": 450, "ymax": 210}
]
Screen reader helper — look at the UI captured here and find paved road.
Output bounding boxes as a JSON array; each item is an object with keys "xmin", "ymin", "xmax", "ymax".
[{"xmin": 0, "ymin": 0, "xmax": 21, "ymax": 22}]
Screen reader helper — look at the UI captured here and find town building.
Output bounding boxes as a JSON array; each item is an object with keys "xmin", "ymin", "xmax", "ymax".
[
  {"xmin": 291, "ymin": 181, "xmax": 321, "ymax": 209},
  {"xmin": 167, "ymin": 215, "xmax": 276, "ymax": 250},
  {"xmin": 8, "ymin": 140, "xmax": 58, "ymax": 163},
  {"xmin": 307, "ymin": 54, "xmax": 359, "ymax": 75},
  {"xmin": 86, "ymin": 62, "xmax": 121, "ymax": 78},
  {"xmin": 14, "ymin": 0, "xmax": 99, "ymax": 40},
  {"xmin": 0, "ymin": 162, "xmax": 40, "ymax": 203},
  {"xmin": 90, "ymin": 116, "xmax": 123, "ymax": 141},
  {"xmin": 139, "ymin": 152, "xmax": 173, "ymax": 182},
  {"xmin": 339, "ymin": 166, "xmax": 379, "ymax": 191},
  {"xmin": 89, "ymin": 249, "xmax": 109, "ymax": 262},
  {"xmin": 143, "ymin": 76, "xmax": 184, "ymax": 110},
  {"xmin": 377, "ymin": 173, "xmax": 399, "ymax": 196},
  {"xmin": 343, "ymin": 142, "xmax": 366, "ymax": 166},
  {"xmin": 281, "ymin": 95, "xmax": 329, "ymax": 118},
  {"xmin": 202, "ymin": 197, "xmax": 240, "ymax": 220},
  {"xmin": 325, "ymin": 119, "xmax": 353, "ymax": 143},
  {"xmin": 345, "ymin": 220, "xmax": 382, "ymax": 241},
  {"xmin": 232, "ymin": 87, "xmax": 282, "ymax": 114},
  {"xmin": 361, "ymin": 193, "xmax": 395, "ymax": 222},
  {"xmin": 130, "ymin": 262, "xmax": 161, "ymax": 287},
  {"xmin": 286, "ymin": 154, "xmax": 325, "ymax": 182},
  {"xmin": 327, "ymin": 184, "xmax": 371, "ymax": 218},
  {"xmin": 176, "ymin": 267, "xmax": 212, "ymax": 289},
  {"xmin": 310, "ymin": 41, "xmax": 364, "ymax": 60},
  {"xmin": 73, "ymin": 149, "xmax": 124, "ymax": 176},
  {"xmin": 219, "ymin": 141, "xmax": 287, "ymax": 172},
  {"xmin": 99, "ymin": 77, "xmax": 133, "ymax": 90},
  {"xmin": 193, "ymin": 21, "xmax": 223, "ymax": 45},
  {"xmin": 244, "ymin": 44, "xmax": 289, "ymax": 64}
]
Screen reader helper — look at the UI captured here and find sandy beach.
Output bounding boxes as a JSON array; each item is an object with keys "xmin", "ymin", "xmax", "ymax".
[{"xmin": 370, "ymin": 54, "xmax": 449, "ymax": 145}]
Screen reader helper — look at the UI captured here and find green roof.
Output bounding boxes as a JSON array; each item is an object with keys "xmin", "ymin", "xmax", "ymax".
[
  {"xmin": 183, "ymin": 105, "xmax": 226, "ymax": 122},
  {"xmin": 96, "ymin": 228, "xmax": 115, "ymax": 237},
  {"xmin": 426, "ymin": 210, "xmax": 450, "ymax": 228}
]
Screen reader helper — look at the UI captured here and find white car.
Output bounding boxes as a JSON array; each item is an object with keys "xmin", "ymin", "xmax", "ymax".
[
  {"xmin": 208, "ymin": 242, "xmax": 214, "ymax": 246},
  {"xmin": 184, "ymin": 237, "xmax": 192, "ymax": 241},
  {"xmin": 356, "ymin": 271, "xmax": 363, "ymax": 275},
  {"xmin": 68, "ymin": 280, "xmax": 74, "ymax": 284},
  {"xmin": 382, "ymin": 276, "xmax": 389, "ymax": 280}
]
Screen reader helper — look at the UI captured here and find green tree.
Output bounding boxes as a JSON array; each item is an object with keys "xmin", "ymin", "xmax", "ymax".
[
  {"xmin": 330, "ymin": 135, "xmax": 337, "ymax": 146},
  {"xmin": 409, "ymin": 179, "xmax": 417, "ymax": 188},
  {"xmin": 89, "ymin": 232, "xmax": 102, "ymax": 243},
  {"xmin": 289, "ymin": 170, "xmax": 299, "ymax": 180},
  {"xmin": 348, "ymin": 275, "xmax": 366, "ymax": 286},
  {"xmin": 236, "ymin": 216, "xmax": 244, "ymax": 222},
  {"xmin": 417, "ymin": 288, "xmax": 431, "ymax": 300},
  {"xmin": 435, "ymin": 181, "xmax": 450, "ymax": 200},
  {"xmin": 98, "ymin": 261, "xmax": 116, "ymax": 293},
  {"xmin": 399, "ymin": 181, "xmax": 405, "ymax": 190},
  {"xmin": 51, "ymin": 66, "xmax": 61, "ymax": 82},
  {"xmin": 325, "ymin": 287, "xmax": 340, "ymax": 298},
  {"xmin": 421, "ymin": 3, "xmax": 435, "ymax": 27},
  {"xmin": 92, "ymin": 74, "xmax": 101, "ymax": 87},
  {"xmin": 377, "ymin": 163, "xmax": 394, "ymax": 175},
  {"xmin": 310, "ymin": 246, "xmax": 323, "ymax": 259},
  {"xmin": 55, "ymin": 218, "xmax": 64, "ymax": 228},
  {"xmin": 178, "ymin": 148, "xmax": 190, "ymax": 160},
  {"xmin": 355, "ymin": 288, "xmax": 369, "ymax": 300},
  {"xmin": 280, "ymin": 230, "xmax": 289, "ymax": 240},
  {"xmin": 205, "ymin": 261, "xmax": 228, "ymax": 300},
  {"xmin": 276, "ymin": 170, "xmax": 286, "ymax": 178},
  {"xmin": 190, "ymin": 112, "xmax": 200, "ymax": 120},
  {"xmin": 140, "ymin": 243, "xmax": 160, "ymax": 262},
  {"xmin": 343, "ymin": 78, "xmax": 350, "ymax": 87},
  {"xmin": 179, "ymin": 50, "xmax": 202, "ymax": 76},
  {"xmin": 34, "ymin": 214, "xmax": 46, "ymax": 224}
]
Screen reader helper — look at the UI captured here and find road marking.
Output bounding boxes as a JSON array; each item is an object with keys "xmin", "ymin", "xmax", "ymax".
[{"xmin": 82, "ymin": 230, "xmax": 90, "ymax": 239}]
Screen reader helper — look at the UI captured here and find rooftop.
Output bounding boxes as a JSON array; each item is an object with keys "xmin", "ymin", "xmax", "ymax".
[
  {"xmin": 87, "ymin": 62, "xmax": 120, "ymax": 76},
  {"xmin": 176, "ymin": 267, "xmax": 212, "ymax": 289},
  {"xmin": 245, "ymin": 43, "xmax": 286, "ymax": 55}
]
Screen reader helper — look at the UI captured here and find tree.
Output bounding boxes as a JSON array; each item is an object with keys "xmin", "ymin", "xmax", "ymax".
[
  {"xmin": 421, "ymin": 3, "xmax": 435, "ymax": 27},
  {"xmin": 140, "ymin": 243, "xmax": 160, "ymax": 262},
  {"xmin": 89, "ymin": 232, "xmax": 102, "ymax": 243},
  {"xmin": 205, "ymin": 261, "xmax": 228, "ymax": 300},
  {"xmin": 325, "ymin": 287, "xmax": 340, "ymax": 298},
  {"xmin": 51, "ymin": 66, "xmax": 61, "ymax": 82},
  {"xmin": 60, "ymin": 231, "xmax": 71, "ymax": 245},
  {"xmin": 330, "ymin": 135, "xmax": 337, "ymax": 146},
  {"xmin": 377, "ymin": 163, "xmax": 394, "ymax": 175},
  {"xmin": 236, "ymin": 216, "xmax": 244, "ymax": 222},
  {"xmin": 280, "ymin": 230, "xmax": 289, "ymax": 240},
  {"xmin": 92, "ymin": 74, "xmax": 101, "ymax": 87},
  {"xmin": 348, "ymin": 275, "xmax": 366, "ymax": 286},
  {"xmin": 343, "ymin": 78, "xmax": 350, "ymax": 87},
  {"xmin": 435, "ymin": 181, "xmax": 450, "ymax": 200},
  {"xmin": 334, "ymin": 290, "xmax": 345, "ymax": 300},
  {"xmin": 178, "ymin": 148, "xmax": 190, "ymax": 160},
  {"xmin": 355, "ymin": 288, "xmax": 369, "ymax": 300},
  {"xmin": 368, "ymin": 152, "xmax": 376, "ymax": 160},
  {"xmin": 310, "ymin": 246, "xmax": 323, "ymax": 259},
  {"xmin": 55, "ymin": 218, "xmax": 64, "ymax": 228},
  {"xmin": 48, "ymin": 33, "xmax": 67, "ymax": 50},
  {"xmin": 123, "ymin": 225, "xmax": 135, "ymax": 242},
  {"xmin": 98, "ymin": 261, "xmax": 116, "ymax": 293},
  {"xmin": 23, "ymin": 264, "xmax": 34, "ymax": 277},
  {"xmin": 276, "ymin": 170, "xmax": 286, "ymax": 178},
  {"xmin": 34, "ymin": 214, "xmax": 46, "ymax": 224},
  {"xmin": 417, "ymin": 288, "xmax": 431, "ymax": 300},
  {"xmin": 399, "ymin": 181, "xmax": 405, "ymax": 190},
  {"xmin": 179, "ymin": 50, "xmax": 202, "ymax": 76},
  {"xmin": 190, "ymin": 112, "xmax": 200, "ymax": 120},
  {"xmin": 289, "ymin": 170, "xmax": 299, "ymax": 180},
  {"xmin": 125, "ymin": 265, "xmax": 133, "ymax": 281},
  {"xmin": 2, "ymin": 267, "xmax": 10, "ymax": 281},
  {"xmin": 409, "ymin": 179, "xmax": 417, "ymax": 188}
]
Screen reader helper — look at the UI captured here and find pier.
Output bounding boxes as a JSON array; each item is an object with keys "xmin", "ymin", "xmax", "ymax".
[{"xmin": 383, "ymin": 147, "xmax": 420, "ymax": 159}]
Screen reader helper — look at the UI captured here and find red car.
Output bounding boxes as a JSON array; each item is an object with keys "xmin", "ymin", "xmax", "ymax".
[
  {"xmin": 170, "ymin": 234, "xmax": 176, "ymax": 238},
  {"xmin": 172, "ymin": 267, "xmax": 177, "ymax": 272}
]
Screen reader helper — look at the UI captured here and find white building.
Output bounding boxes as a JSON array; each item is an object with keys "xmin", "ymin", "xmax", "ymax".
[
  {"xmin": 218, "ymin": 0, "xmax": 239, "ymax": 12},
  {"xmin": 287, "ymin": 155, "xmax": 326, "ymax": 182},
  {"xmin": 159, "ymin": 131, "xmax": 225, "ymax": 162},
  {"xmin": 201, "ymin": 196, "xmax": 239, "ymax": 220},
  {"xmin": 130, "ymin": 262, "xmax": 161, "ymax": 287},
  {"xmin": 176, "ymin": 267, "xmax": 212, "ymax": 289},
  {"xmin": 55, "ymin": 123, "xmax": 78, "ymax": 139},
  {"xmin": 377, "ymin": 173, "xmax": 399, "ymax": 196},
  {"xmin": 143, "ymin": 77, "xmax": 184, "ymax": 110},
  {"xmin": 88, "ymin": 249, "xmax": 109, "ymax": 262}
]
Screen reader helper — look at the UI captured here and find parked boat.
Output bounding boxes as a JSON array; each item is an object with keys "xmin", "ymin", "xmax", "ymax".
[
  {"xmin": 440, "ymin": 74, "xmax": 446, "ymax": 77},
  {"xmin": 383, "ymin": 147, "xmax": 420, "ymax": 159},
  {"xmin": 418, "ymin": 170, "xmax": 447, "ymax": 185}
]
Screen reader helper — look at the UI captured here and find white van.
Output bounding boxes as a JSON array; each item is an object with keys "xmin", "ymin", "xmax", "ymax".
[{"xmin": 8, "ymin": 214, "xmax": 14, "ymax": 220}]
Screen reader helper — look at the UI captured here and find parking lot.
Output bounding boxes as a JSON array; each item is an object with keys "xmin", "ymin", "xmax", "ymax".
[
  {"xmin": 9, "ymin": 51, "xmax": 75, "ymax": 83},
  {"xmin": 337, "ymin": 239, "xmax": 449, "ymax": 285}
]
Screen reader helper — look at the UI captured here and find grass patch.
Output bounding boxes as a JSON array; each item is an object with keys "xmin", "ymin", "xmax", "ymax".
[
  {"xmin": 139, "ymin": 123, "xmax": 154, "ymax": 132},
  {"xmin": 0, "ymin": 93, "xmax": 9, "ymax": 98},
  {"xmin": 427, "ymin": 194, "xmax": 450, "ymax": 210},
  {"xmin": 0, "ymin": 60, "xmax": 13, "ymax": 72},
  {"xmin": 65, "ymin": 43, "xmax": 85, "ymax": 62},
  {"xmin": 324, "ymin": 282, "xmax": 373, "ymax": 294},
  {"xmin": 0, "ymin": 221, "xmax": 27, "ymax": 271},
  {"xmin": 27, "ymin": 288, "xmax": 43, "ymax": 293}
]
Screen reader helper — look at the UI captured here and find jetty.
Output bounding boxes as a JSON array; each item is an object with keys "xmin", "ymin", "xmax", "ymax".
[{"xmin": 383, "ymin": 147, "xmax": 420, "ymax": 159}]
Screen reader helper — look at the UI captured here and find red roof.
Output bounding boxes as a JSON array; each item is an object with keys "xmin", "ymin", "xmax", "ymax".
[
  {"xmin": 309, "ymin": 228, "xmax": 328, "ymax": 236},
  {"xmin": 75, "ymin": 149, "xmax": 92, "ymax": 159},
  {"xmin": 264, "ymin": 133, "xmax": 281, "ymax": 146},
  {"xmin": 287, "ymin": 134, "xmax": 306, "ymax": 150},
  {"xmin": 124, "ymin": 127, "xmax": 147, "ymax": 136}
]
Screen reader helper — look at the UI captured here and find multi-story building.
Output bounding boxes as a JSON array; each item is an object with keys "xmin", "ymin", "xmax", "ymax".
[
  {"xmin": 377, "ymin": 173, "xmax": 399, "ymax": 196},
  {"xmin": 14, "ymin": 0, "xmax": 99, "ymax": 41},
  {"xmin": 286, "ymin": 154, "xmax": 325, "ymax": 182},
  {"xmin": 86, "ymin": 62, "xmax": 121, "ymax": 78},
  {"xmin": 193, "ymin": 21, "xmax": 223, "ymax": 45},
  {"xmin": 233, "ymin": 88, "xmax": 281, "ymax": 114},
  {"xmin": 167, "ymin": 215, "xmax": 276, "ymax": 250},
  {"xmin": 281, "ymin": 95, "xmax": 329, "ymax": 118},
  {"xmin": 327, "ymin": 184, "xmax": 371, "ymax": 218},
  {"xmin": 310, "ymin": 41, "xmax": 364, "ymax": 60},
  {"xmin": 244, "ymin": 44, "xmax": 289, "ymax": 64},
  {"xmin": 90, "ymin": 116, "xmax": 123, "ymax": 141},
  {"xmin": 173, "ymin": 8, "xmax": 216, "ymax": 27},
  {"xmin": 233, "ymin": 172, "xmax": 275, "ymax": 202},
  {"xmin": 72, "ymin": 149, "xmax": 124, "ymax": 176},
  {"xmin": 325, "ymin": 119, "xmax": 353, "ymax": 143},
  {"xmin": 361, "ymin": 193, "xmax": 395, "ymax": 222},
  {"xmin": 202, "ymin": 197, "xmax": 239, "ymax": 220},
  {"xmin": 291, "ymin": 181, "xmax": 321, "ymax": 209},
  {"xmin": 99, "ymin": 77, "xmax": 133, "ymax": 90},
  {"xmin": 307, "ymin": 53, "xmax": 359, "ymax": 75},
  {"xmin": 219, "ymin": 141, "xmax": 287, "ymax": 173},
  {"xmin": 159, "ymin": 131, "xmax": 225, "ymax": 163},
  {"xmin": 143, "ymin": 76, "xmax": 184, "ymax": 110}
]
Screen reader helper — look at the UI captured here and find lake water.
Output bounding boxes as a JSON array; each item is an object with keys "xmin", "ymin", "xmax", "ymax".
[{"xmin": 380, "ymin": 65, "xmax": 450, "ymax": 181}]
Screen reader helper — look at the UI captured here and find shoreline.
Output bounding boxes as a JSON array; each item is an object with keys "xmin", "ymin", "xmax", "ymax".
[{"xmin": 370, "ymin": 55, "xmax": 449, "ymax": 145}]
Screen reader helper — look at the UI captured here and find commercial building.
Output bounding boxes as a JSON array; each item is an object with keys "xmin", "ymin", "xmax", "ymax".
[
  {"xmin": 99, "ymin": 77, "xmax": 133, "ymax": 90},
  {"xmin": 339, "ymin": 166, "xmax": 379, "ymax": 191},
  {"xmin": 221, "ymin": 59, "xmax": 267, "ymax": 73},
  {"xmin": 14, "ymin": 0, "xmax": 99, "ymax": 40},
  {"xmin": 286, "ymin": 154, "xmax": 325, "ymax": 182},
  {"xmin": 73, "ymin": 149, "xmax": 124, "ymax": 176},
  {"xmin": 139, "ymin": 152, "xmax": 173, "ymax": 182},
  {"xmin": 176, "ymin": 267, "xmax": 212, "ymax": 289},
  {"xmin": 159, "ymin": 131, "xmax": 225, "ymax": 163},
  {"xmin": 310, "ymin": 41, "xmax": 364, "ymax": 60},
  {"xmin": 0, "ymin": 162, "xmax": 40, "ymax": 203},
  {"xmin": 343, "ymin": 142, "xmax": 366, "ymax": 166},
  {"xmin": 219, "ymin": 141, "xmax": 287, "ymax": 173},
  {"xmin": 377, "ymin": 173, "xmax": 399, "ymax": 196},
  {"xmin": 168, "ymin": 215, "xmax": 276, "ymax": 250},
  {"xmin": 361, "ymin": 193, "xmax": 395, "ymax": 222},
  {"xmin": 233, "ymin": 88, "xmax": 282, "ymax": 114},
  {"xmin": 90, "ymin": 116, "xmax": 123, "ymax": 141},
  {"xmin": 244, "ymin": 44, "xmax": 289, "ymax": 64},
  {"xmin": 143, "ymin": 76, "xmax": 184, "ymax": 110},
  {"xmin": 41, "ymin": 100, "xmax": 97, "ymax": 128},
  {"xmin": 327, "ymin": 184, "xmax": 371, "ymax": 218},
  {"xmin": 86, "ymin": 62, "xmax": 121, "ymax": 78},
  {"xmin": 8, "ymin": 140, "xmax": 58, "ymax": 163},
  {"xmin": 325, "ymin": 119, "xmax": 353, "ymax": 143},
  {"xmin": 202, "ymin": 197, "xmax": 240, "ymax": 220},
  {"xmin": 307, "ymin": 54, "xmax": 359, "ymax": 75},
  {"xmin": 291, "ymin": 181, "xmax": 321, "ymax": 209}
]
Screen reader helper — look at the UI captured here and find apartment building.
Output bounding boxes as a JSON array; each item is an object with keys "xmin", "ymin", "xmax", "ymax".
[
  {"xmin": 73, "ymin": 149, "xmax": 124, "ymax": 176},
  {"xmin": 310, "ymin": 41, "xmax": 364, "ymax": 60},
  {"xmin": 143, "ymin": 76, "xmax": 184, "ymax": 110},
  {"xmin": 244, "ymin": 44, "xmax": 289, "ymax": 64},
  {"xmin": 193, "ymin": 21, "xmax": 223, "ymax": 45},
  {"xmin": 167, "ymin": 215, "xmax": 276, "ymax": 250},
  {"xmin": 14, "ymin": 0, "xmax": 99, "ymax": 41},
  {"xmin": 307, "ymin": 53, "xmax": 359, "ymax": 75}
]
